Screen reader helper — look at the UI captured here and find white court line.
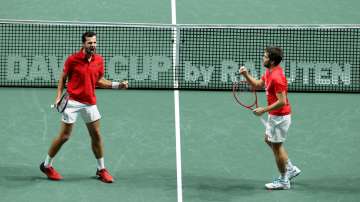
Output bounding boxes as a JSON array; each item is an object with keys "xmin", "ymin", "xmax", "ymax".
[{"xmin": 171, "ymin": 0, "xmax": 183, "ymax": 202}]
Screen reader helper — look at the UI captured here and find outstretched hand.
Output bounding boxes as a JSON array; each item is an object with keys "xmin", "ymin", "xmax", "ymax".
[{"xmin": 119, "ymin": 80, "xmax": 128, "ymax": 89}]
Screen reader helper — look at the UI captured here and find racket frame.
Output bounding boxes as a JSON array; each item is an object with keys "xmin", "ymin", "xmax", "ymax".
[
  {"xmin": 51, "ymin": 92, "xmax": 69, "ymax": 113},
  {"xmin": 232, "ymin": 81, "xmax": 267, "ymax": 126}
]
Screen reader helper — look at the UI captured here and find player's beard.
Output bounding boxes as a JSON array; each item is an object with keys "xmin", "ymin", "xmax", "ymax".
[
  {"xmin": 263, "ymin": 60, "xmax": 271, "ymax": 68},
  {"xmin": 85, "ymin": 47, "xmax": 96, "ymax": 55}
]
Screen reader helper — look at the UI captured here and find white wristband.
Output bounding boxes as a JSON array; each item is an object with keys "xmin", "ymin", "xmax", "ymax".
[{"xmin": 111, "ymin": 82, "xmax": 120, "ymax": 89}]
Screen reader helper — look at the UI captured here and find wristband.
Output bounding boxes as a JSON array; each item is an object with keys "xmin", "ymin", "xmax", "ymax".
[{"xmin": 112, "ymin": 82, "xmax": 120, "ymax": 89}]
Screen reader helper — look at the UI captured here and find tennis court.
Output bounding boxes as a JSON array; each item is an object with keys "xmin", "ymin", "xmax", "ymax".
[{"xmin": 1, "ymin": 1, "xmax": 360, "ymax": 202}]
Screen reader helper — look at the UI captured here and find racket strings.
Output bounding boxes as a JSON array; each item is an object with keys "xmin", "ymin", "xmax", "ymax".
[{"xmin": 232, "ymin": 82, "xmax": 258, "ymax": 110}]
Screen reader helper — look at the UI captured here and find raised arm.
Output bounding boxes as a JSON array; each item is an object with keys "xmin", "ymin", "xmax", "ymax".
[{"xmin": 239, "ymin": 66, "xmax": 264, "ymax": 89}]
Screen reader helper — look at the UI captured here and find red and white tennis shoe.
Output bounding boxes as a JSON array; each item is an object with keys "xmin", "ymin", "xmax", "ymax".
[
  {"xmin": 40, "ymin": 162, "xmax": 63, "ymax": 180},
  {"xmin": 96, "ymin": 168, "xmax": 114, "ymax": 183}
]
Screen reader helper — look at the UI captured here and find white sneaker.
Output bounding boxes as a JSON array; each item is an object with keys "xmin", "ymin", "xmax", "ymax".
[
  {"xmin": 265, "ymin": 178, "xmax": 290, "ymax": 190},
  {"xmin": 287, "ymin": 166, "xmax": 301, "ymax": 180}
]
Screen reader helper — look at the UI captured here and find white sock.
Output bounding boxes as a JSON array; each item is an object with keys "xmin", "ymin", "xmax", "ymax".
[
  {"xmin": 44, "ymin": 154, "xmax": 53, "ymax": 168},
  {"xmin": 97, "ymin": 158, "xmax": 105, "ymax": 170}
]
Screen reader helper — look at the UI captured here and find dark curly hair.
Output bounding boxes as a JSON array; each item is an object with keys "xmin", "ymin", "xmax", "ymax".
[
  {"xmin": 82, "ymin": 31, "xmax": 97, "ymax": 43},
  {"xmin": 265, "ymin": 46, "xmax": 283, "ymax": 66}
]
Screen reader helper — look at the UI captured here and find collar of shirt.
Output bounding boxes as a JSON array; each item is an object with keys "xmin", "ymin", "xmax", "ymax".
[{"xmin": 269, "ymin": 64, "xmax": 282, "ymax": 73}]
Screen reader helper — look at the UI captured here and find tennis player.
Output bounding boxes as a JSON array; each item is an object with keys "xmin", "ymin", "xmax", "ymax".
[
  {"xmin": 239, "ymin": 46, "xmax": 301, "ymax": 190},
  {"xmin": 40, "ymin": 31, "xmax": 128, "ymax": 183}
]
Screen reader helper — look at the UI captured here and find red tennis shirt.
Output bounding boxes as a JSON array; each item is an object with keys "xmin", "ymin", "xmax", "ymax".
[
  {"xmin": 261, "ymin": 65, "xmax": 291, "ymax": 116},
  {"xmin": 63, "ymin": 50, "xmax": 104, "ymax": 105}
]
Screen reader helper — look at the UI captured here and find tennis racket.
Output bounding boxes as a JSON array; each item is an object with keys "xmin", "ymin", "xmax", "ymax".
[
  {"xmin": 51, "ymin": 91, "xmax": 69, "ymax": 113},
  {"xmin": 232, "ymin": 81, "xmax": 267, "ymax": 126}
]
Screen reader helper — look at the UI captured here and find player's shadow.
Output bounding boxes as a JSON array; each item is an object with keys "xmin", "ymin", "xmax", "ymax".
[
  {"xmin": 293, "ymin": 177, "xmax": 360, "ymax": 194},
  {"xmin": 117, "ymin": 170, "xmax": 360, "ymax": 201},
  {"xmin": 182, "ymin": 174, "xmax": 264, "ymax": 202},
  {"xmin": 0, "ymin": 165, "xmax": 43, "ymax": 188},
  {"xmin": 0, "ymin": 164, "xmax": 98, "ymax": 187},
  {"xmin": 114, "ymin": 168, "xmax": 178, "ymax": 190},
  {"xmin": 115, "ymin": 169, "xmax": 263, "ymax": 202}
]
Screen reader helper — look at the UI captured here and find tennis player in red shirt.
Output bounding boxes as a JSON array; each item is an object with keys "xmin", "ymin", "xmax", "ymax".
[
  {"xmin": 40, "ymin": 31, "xmax": 128, "ymax": 183},
  {"xmin": 239, "ymin": 46, "xmax": 301, "ymax": 190}
]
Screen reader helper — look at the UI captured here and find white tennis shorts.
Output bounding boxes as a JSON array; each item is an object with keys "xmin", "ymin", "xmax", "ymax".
[
  {"xmin": 265, "ymin": 114, "xmax": 291, "ymax": 143},
  {"xmin": 61, "ymin": 100, "xmax": 101, "ymax": 124}
]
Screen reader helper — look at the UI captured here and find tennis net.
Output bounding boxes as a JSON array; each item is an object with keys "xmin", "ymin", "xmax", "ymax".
[{"xmin": 1, "ymin": 20, "xmax": 359, "ymax": 92}]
